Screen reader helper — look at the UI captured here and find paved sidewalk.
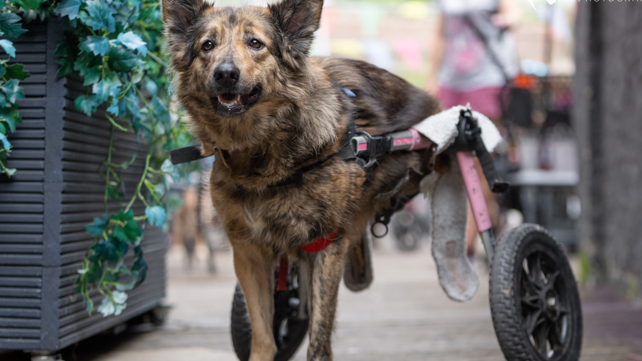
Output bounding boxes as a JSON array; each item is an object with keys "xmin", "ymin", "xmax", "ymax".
[{"xmin": 2, "ymin": 240, "xmax": 642, "ymax": 361}]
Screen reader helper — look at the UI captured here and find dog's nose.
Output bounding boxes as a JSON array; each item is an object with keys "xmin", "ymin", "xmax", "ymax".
[{"xmin": 214, "ymin": 63, "xmax": 240, "ymax": 87}]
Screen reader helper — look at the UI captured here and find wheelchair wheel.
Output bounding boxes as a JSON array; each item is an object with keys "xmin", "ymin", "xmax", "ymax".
[
  {"xmin": 391, "ymin": 210, "xmax": 424, "ymax": 252},
  {"xmin": 231, "ymin": 270, "xmax": 308, "ymax": 361},
  {"xmin": 489, "ymin": 224, "xmax": 582, "ymax": 361}
]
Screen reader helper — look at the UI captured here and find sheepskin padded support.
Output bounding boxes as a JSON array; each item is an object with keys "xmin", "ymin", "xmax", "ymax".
[
  {"xmin": 343, "ymin": 233, "xmax": 373, "ymax": 292},
  {"xmin": 423, "ymin": 155, "xmax": 479, "ymax": 302},
  {"xmin": 412, "ymin": 105, "xmax": 502, "ymax": 154}
]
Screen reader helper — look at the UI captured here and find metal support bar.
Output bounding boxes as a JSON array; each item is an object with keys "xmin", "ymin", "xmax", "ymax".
[{"xmin": 480, "ymin": 229, "xmax": 496, "ymax": 264}]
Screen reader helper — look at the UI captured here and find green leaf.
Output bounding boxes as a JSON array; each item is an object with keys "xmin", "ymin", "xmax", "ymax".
[
  {"xmin": 57, "ymin": 60, "xmax": 74, "ymax": 79},
  {"xmin": 53, "ymin": 0, "xmax": 81, "ymax": 20},
  {"xmin": 97, "ymin": 296, "xmax": 116, "ymax": 317},
  {"xmin": 145, "ymin": 206, "xmax": 166, "ymax": 227},
  {"xmin": 0, "ymin": 93, "xmax": 8, "ymax": 108},
  {"xmin": 0, "ymin": 66, "xmax": 5, "ymax": 79},
  {"xmin": 145, "ymin": 78, "xmax": 158, "ymax": 95},
  {"xmin": 91, "ymin": 239, "xmax": 118, "ymax": 263},
  {"xmin": 0, "ymin": 122, "xmax": 5, "ymax": 134},
  {"xmin": 0, "ymin": 13, "xmax": 27, "ymax": 38},
  {"xmin": 107, "ymin": 101, "xmax": 120, "ymax": 116},
  {"xmin": 82, "ymin": 67, "xmax": 102, "ymax": 86},
  {"xmin": 0, "ymin": 40, "xmax": 15, "ymax": 57},
  {"xmin": 116, "ymin": 31, "xmax": 147, "ymax": 56},
  {"xmin": 80, "ymin": 36, "xmax": 111, "ymax": 56},
  {"xmin": 106, "ymin": 178, "xmax": 124, "ymax": 201},
  {"xmin": 1, "ymin": 79, "xmax": 25, "ymax": 103},
  {"xmin": 0, "ymin": 106, "xmax": 20, "ymax": 131},
  {"xmin": 3, "ymin": 114, "xmax": 19, "ymax": 133},
  {"xmin": 132, "ymin": 246, "xmax": 148, "ymax": 282},
  {"xmin": 16, "ymin": 0, "xmax": 44, "ymax": 10},
  {"xmin": 81, "ymin": 0, "xmax": 116, "ymax": 33},
  {"xmin": 124, "ymin": 220, "xmax": 142, "ymax": 241},
  {"xmin": 111, "ymin": 209, "xmax": 134, "ymax": 222},
  {"xmin": 74, "ymin": 95, "xmax": 99, "ymax": 116},
  {"xmin": 112, "ymin": 226, "xmax": 127, "ymax": 242},
  {"xmin": 73, "ymin": 51, "xmax": 103, "ymax": 83},
  {"xmin": 108, "ymin": 46, "xmax": 140, "ymax": 72},
  {"xmin": 92, "ymin": 80, "xmax": 111, "ymax": 102},
  {"xmin": 4, "ymin": 167, "xmax": 16, "ymax": 177},
  {"xmin": 54, "ymin": 38, "xmax": 78, "ymax": 80},
  {"xmin": 115, "ymin": 277, "xmax": 137, "ymax": 291},
  {"xmin": 112, "ymin": 220, "xmax": 141, "ymax": 242},
  {"xmin": 85, "ymin": 215, "xmax": 109, "ymax": 236},
  {"xmin": 103, "ymin": 72, "xmax": 122, "ymax": 98},
  {"xmin": 112, "ymin": 290, "xmax": 128, "ymax": 305},
  {"xmin": 5, "ymin": 64, "xmax": 29, "ymax": 80},
  {"xmin": 0, "ymin": 132, "xmax": 11, "ymax": 150}
]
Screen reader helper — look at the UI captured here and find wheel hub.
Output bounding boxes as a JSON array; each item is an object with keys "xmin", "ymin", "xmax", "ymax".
[
  {"xmin": 543, "ymin": 290, "xmax": 561, "ymax": 321},
  {"xmin": 519, "ymin": 251, "xmax": 570, "ymax": 358}
]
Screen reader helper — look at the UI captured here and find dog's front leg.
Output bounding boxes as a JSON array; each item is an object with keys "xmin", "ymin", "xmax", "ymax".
[
  {"xmin": 307, "ymin": 237, "xmax": 349, "ymax": 361},
  {"xmin": 233, "ymin": 243, "xmax": 277, "ymax": 361}
]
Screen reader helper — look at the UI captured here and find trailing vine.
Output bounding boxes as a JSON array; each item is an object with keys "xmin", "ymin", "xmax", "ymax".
[
  {"xmin": 1, "ymin": 0, "xmax": 195, "ymax": 316},
  {"xmin": 0, "ymin": 0, "xmax": 45, "ymax": 176}
]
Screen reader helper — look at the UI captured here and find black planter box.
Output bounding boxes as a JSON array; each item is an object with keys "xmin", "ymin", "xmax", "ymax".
[{"xmin": 0, "ymin": 18, "xmax": 167, "ymax": 352}]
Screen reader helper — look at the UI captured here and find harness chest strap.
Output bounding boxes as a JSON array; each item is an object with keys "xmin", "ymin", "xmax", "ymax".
[{"xmin": 277, "ymin": 229, "xmax": 339, "ymax": 291}]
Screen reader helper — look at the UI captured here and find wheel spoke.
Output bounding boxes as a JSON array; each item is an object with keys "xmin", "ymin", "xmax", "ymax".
[
  {"xmin": 549, "ymin": 318, "xmax": 565, "ymax": 348},
  {"xmin": 528, "ymin": 253, "xmax": 544, "ymax": 289},
  {"xmin": 525, "ymin": 309, "xmax": 544, "ymax": 335},
  {"xmin": 521, "ymin": 268, "xmax": 538, "ymax": 296},
  {"xmin": 544, "ymin": 271, "xmax": 560, "ymax": 292},
  {"xmin": 558, "ymin": 305, "xmax": 569, "ymax": 315},
  {"xmin": 535, "ymin": 321, "xmax": 551, "ymax": 356},
  {"xmin": 521, "ymin": 295, "xmax": 540, "ymax": 309}
]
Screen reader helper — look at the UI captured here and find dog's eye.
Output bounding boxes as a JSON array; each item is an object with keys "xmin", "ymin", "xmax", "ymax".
[
  {"xmin": 248, "ymin": 39, "xmax": 264, "ymax": 50},
  {"xmin": 202, "ymin": 40, "xmax": 215, "ymax": 52}
]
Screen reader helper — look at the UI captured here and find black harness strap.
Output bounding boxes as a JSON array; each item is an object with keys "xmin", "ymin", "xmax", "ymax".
[
  {"xmin": 170, "ymin": 144, "xmax": 205, "ymax": 165},
  {"xmin": 268, "ymin": 124, "xmax": 359, "ymax": 188},
  {"xmin": 267, "ymin": 86, "xmax": 365, "ymax": 188}
]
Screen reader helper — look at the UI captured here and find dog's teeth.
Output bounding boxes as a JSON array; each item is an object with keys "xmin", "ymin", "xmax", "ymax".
[{"xmin": 218, "ymin": 94, "xmax": 242, "ymax": 107}]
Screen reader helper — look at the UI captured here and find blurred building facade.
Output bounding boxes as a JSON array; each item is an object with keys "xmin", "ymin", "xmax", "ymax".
[{"xmin": 573, "ymin": 1, "xmax": 642, "ymax": 304}]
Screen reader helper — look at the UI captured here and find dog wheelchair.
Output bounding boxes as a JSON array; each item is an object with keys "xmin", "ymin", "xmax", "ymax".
[{"xmin": 172, "ymin": 108, "xmax": 583, "ymax": 361}]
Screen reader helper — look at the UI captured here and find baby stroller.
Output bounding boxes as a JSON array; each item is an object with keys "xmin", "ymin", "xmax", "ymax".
[{"xmin": 172, "ymin": 108, "xmax": 583, "ymax": 361}]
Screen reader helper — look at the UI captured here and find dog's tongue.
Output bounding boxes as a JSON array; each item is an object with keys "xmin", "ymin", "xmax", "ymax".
[{"xmin": 218, "ymin": 94, "xmax": 243, "ymax": 107}]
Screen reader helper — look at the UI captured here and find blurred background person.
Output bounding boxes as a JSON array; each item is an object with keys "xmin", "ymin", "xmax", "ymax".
[
  {"xmin": 171, "ymin": 187, "xmax": 200, "ymax": 272},
  {"xmin": 427, "ymin": 0, "xmax": 522, "ymax": 260}
]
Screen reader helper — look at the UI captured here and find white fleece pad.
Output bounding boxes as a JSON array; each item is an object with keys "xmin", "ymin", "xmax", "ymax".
[
  {"xmin": 412, "ymin": 105, "xmax": 502, "ymax": 154},
  {"xmin": 421, "ymin": 156, "xmax": 480, "ymax": 302}
]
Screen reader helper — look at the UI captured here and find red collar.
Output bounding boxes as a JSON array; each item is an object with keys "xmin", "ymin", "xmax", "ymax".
[
  {"xmin": 300, "ymin": 229, "xmax": 338, "ymax": 253},
  {"xmin": 277, "ymin": 229, "xmax": 339, "ymax": 291}
]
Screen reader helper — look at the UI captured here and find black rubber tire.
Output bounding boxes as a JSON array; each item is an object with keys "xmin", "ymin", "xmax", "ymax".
[
  {"xmin": 392, "ymin": 211, "xmax": 423, "ymax": 252},
  {"xmin": 231, "ymin": 283, "xmax": 309, "ymax": 361},
  {"xmin": 490, "ymin": 224, "xmax": 583, "ymax": 361},
  {"xmin": 395, "ymin": 231, "xmax": 422, "ymax": 252}
]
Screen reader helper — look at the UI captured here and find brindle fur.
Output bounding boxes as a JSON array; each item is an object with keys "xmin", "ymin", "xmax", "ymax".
[{"xmin": 162, "ymin": 1, "xmax": 441, "ymax": 360}]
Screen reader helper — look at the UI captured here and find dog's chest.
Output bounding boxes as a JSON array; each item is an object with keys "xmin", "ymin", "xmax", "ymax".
[{"xmin": 210, "ymin": 158, "xmax": 365, "ymax": 248}]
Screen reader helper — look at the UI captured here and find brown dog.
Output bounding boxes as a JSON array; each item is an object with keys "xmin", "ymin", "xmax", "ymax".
[{"xmin": 162, "ymin": 0, "xmax": 440, "ymax": 359}]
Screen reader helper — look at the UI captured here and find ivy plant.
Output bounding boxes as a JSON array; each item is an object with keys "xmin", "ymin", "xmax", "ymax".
[
  {"xmin": 2, "ymin": 0, "xmax": 195, "ymax": 316},
  {"xmin": 0, "ymin": 0, "xmax": 37, "ymax": 176}
]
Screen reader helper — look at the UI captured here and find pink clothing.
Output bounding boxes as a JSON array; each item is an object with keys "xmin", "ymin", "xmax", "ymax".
[{"xmin": 438, "ymin": 86, "xmax": 504, "ymax": 120}]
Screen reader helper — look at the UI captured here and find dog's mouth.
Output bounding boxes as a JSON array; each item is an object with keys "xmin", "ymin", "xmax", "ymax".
[{"xmin": 211, "ymin": 86, "xmax": 262, "ymax": 116}]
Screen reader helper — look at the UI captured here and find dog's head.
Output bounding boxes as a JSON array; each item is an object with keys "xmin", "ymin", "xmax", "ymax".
[{"xmin": 162, "ymin": 0, "xmax": 324, "ymax": 119}]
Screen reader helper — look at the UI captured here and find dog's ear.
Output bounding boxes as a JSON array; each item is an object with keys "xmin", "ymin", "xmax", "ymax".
[
  {"xmin": 162, "ymin": 0, "xmax": 212, "ymax": 71},
  {"xmin": 162, "ymin": 0, "xmax": 211, "ymax": 34},
  {"xmin": 269, "ymin": 0, "xmax": 323, "ymax": 70}
]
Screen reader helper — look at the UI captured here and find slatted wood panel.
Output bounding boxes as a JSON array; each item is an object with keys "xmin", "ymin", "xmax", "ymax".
[
  {"xmin": 57, "ymin": 77, "xmax": 166, "ymax": 347},
  {"xmin": 0, "ymin": 20, "xmax": 48, "ymax": 351},
  {"xmin": 0, "ymin": 17, "xmax": 166, "ymax": 352}
]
